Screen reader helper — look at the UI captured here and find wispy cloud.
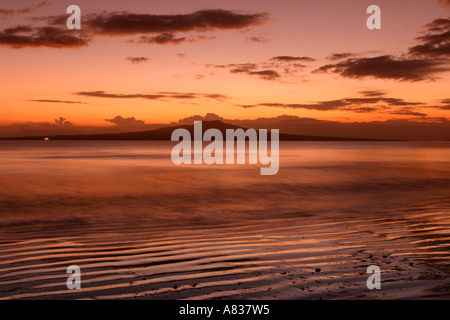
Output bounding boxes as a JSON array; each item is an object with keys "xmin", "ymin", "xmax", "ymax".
[
  {"xmin": 270, "ymin": 56, "xmax": 315, "ymax": 62},
  {"xmin": 213, "ymin": 55, "xmax": 315, "ymax": 81},
  {"xmin": 74, "ymin": 90, "xmax": 229, "ymax": 102},
  {"xmin": 138, "ymin": 33, "xmax": 186, "ymax": 45},
  {"xmin": 126, "ymin": 57, "xmax": 149, "ymax": 64},
  {"xmin": 239, "ymin": 91, "xmax": 426, "ymax": 116},
  {"xmin": 0, "ymin": 26, "xmax": 88, "ymax": 49},
  {"xmin": 30, "ymin": 99, "xmax": 86, "ymax": 104},
  {"xmin": 246, "ymin": 36, "xmax": 270, "ymax": 43},
  {"xmin": 0, "ymin": 1, "xmax": 50, "ymax": 15}
]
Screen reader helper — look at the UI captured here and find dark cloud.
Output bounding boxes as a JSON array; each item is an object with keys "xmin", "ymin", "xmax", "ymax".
[
  {"xmin": 84, "ymin": 10, "xmax": 268, "ymax": 35},
  {"xmin": 0, "ymin": 26, "xmax": 88, "ymax": 49},
  {"xmin": 389, "ymin": 108, "xmax": 428, "ymax": 117},
  {"xmin": 427, "ymin": 99, "xmax": 450, "ymax": 110},
  {"xmin": 224, "ymin": 63, "xmax": 258, "ymax": 72},
  {"xmin": 258, "ymin": 100, "xmax": 348, "ymax": 111},
  {"xmin": 126, "ymin": 57, "xmax": 149, "ymax": 64},
  {"xmin": 409, "ymin": 18, "xmax": 450, "ymax": 58},
  {"xmin": 136, "ymin": 33, "xmax": 216, "ymax": 45},
  {"xmin": 74, "ymin": 90, "xmax": 228, "ymax": 101},
  {"xmin": 438, "ymin": 0, "xmax": 450, "ymax": 7},
  {"xmin": 247, "ymin": 70, "xmax": 280, "ymax": 80},
  {"xmin": 343, "ymin": 107, "xmax": 379, "ymax": 113},
  {"xmin": 214, "ymin": 55, "xmax": 314, "ymax": 81},
  {"xmin": 2, "ymin": 9, "xmax": 267, "ymax": 49},
  {"xmin": 139, "ymin": 33, "xmax": 186, "ymax": 45},
  {"xmin": 225, "ymin": 63, "xmax": 280, "ymax": 80},
  {"xmin": 359, "ymin": 90, "xmax": 387, "ymax": 97},
  {"xmin": 4, "ymin": 26, "xmax": 33, "ymax": 34},
  {"xmin": 204, "ymin": 94, "xmax": 228, "ymax": 101},
  {"xmin": 270, "ymin": 56, "xmax": 315, "ymax": 62},
  {"xmin": 327, "ymin": 53, "xmax": 355, "ymax": 61},
  {"xmin": 105, "ymin": 116, "xmax": 145, "ymax": 127},
  {"xmin": 54, "ymin": 117, "xmax": 73, "ymax": 126},
  {"xmin": 314, "ymin": 55, "xmax": 447, "ymax": 81},
  {"xmin": 316, "ymin": 18, "xmax": 450, "ymax": 81},
  {"xmin": 177, "ymin": 113, "xmax": 224, "ymax": 125},
  {"xmin": 240, "ymin": 93, "xmax": 424, "ymax": 113},
  {"xmin": 75, "ymin": 91, "xmax": 165, "ymax": 100},
  {"xmin": 30, "ymin": 99, "xmax": 86, "ymax": 104}
]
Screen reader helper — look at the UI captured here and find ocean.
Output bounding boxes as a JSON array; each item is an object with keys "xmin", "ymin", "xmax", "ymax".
[{"xmin": 0, "ymin": 141, "xmax": 449, "ymax": 299}]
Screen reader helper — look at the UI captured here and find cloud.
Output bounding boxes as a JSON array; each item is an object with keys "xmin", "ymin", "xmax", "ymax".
[
  {"xmin": 314, "ymin": 55, "xmax": 447, "ymax": 81},
  {"xmin": 105, "ymin": 116, "xmax": 145, "ymax": 127},
  {"xmin": 270, "ymin": 56, "xmax": 315, "ymax": 62},
  {"xmin": 359, "ymin": 90, "xmax": 388, "ymax": 97},
  {"xmin": 246, "ymin": 36, "xmax": 269, "ymax": 43},
  {"xmin": 75, "ymin": 91, "xmax": 165, "ymax": 100},
  {"xmin": 257, "ymin": 100, "xmax": 349, "ymax": 111},
  {"xmin": 409, "ymin": 18, "xmax": 450, "ymax": 58},
  {"xmin": 245, "ymin": 70, "xmax": 280, "ymax": 80},
  {"xmin": 74, "ymin": 90, "xmax": 229, "ymax": 101},
  {"xmin": 316, "ymin": 18, "xmax": 450, "ymax": 81},
  {"xmin": 239, "ymin": 92, "xmax": 425, "ymax": 114},
  {"xmin": 54, "ymin": 117, "xmax": 73, "ymax": 126},
  {"xmin": 223, "ymin": 63, "xmax": 281, "ymax": 80},
  {"xmin": 0, "ymin": 2, "xmax": 49, "ymax": 15},
  {"xmin": 438, "ymin": 0, "xmax": 450, "ymax": 7},
  {"xmin": 30, "ymin": 99, "xmax": 86, "ymax": 104},
  {"xmin": 427, "ymin": 98, "xmax": 450, "ymax": 110},
  {"xmin": 2, "ymin": 9, "xmax": 267, "ymax": 49},
  {"xmin": 0, "ymin": 26, "xmax": 88, "ymax": 49},
  {"xmin": 177, "ymin": 113, "xmax": 224, "ymax": 125},
  {"xmin": 327, "ymin": 53, "xmax": 355, "ymax": 61},
  {"xmin": 84, "ymin": 10, "xmax": 268, "ymax": 36},
  {"xmin": 3, "ymin": 26, "xmax": 33, "ymax": 34},
  {"xmin": 126, "ymin": 57, "xmax": 149, "ymax": 64},
  {"xmin": 138, "ymin": 33, "xmax": 186, "ymax": 45},
  {"xmin": 213, "ymin": 55, "xmax": 315, "ymax": 81},
  {"xmin": 389, "ymin": 108, "xmax": 428, "ymax": 117}
]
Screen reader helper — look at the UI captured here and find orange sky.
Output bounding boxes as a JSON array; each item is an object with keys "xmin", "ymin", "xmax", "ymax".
[{"xmin": 0, "ymin": 0, "xmax": 449, "ymax": 130}]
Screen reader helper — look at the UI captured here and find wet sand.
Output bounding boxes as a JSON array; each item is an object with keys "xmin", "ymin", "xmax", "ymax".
[{"xmin": 1, "ymin": 210, "xmax": 449, "ymax": 300}]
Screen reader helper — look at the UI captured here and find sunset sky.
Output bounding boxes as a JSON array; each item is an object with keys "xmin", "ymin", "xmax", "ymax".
[{"xmin": 0, "ymin": 0, "xmax": 449, "ymax": 138}]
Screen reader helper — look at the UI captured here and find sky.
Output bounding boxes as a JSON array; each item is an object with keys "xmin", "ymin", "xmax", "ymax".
[{"xmin": 0, "ymin": 0, "xmax": 449, "ymax": 139}]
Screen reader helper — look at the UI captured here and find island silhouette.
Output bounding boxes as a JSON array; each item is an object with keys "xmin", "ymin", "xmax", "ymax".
[{"xmin": 4, "ymin": 120, "xmax": 387, "ymax": 141}]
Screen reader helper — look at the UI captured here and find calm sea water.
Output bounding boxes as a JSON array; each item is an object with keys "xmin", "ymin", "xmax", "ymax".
[{"xmin": 1, "ymin": 141, "xmax": 450, "ymax": 238}]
